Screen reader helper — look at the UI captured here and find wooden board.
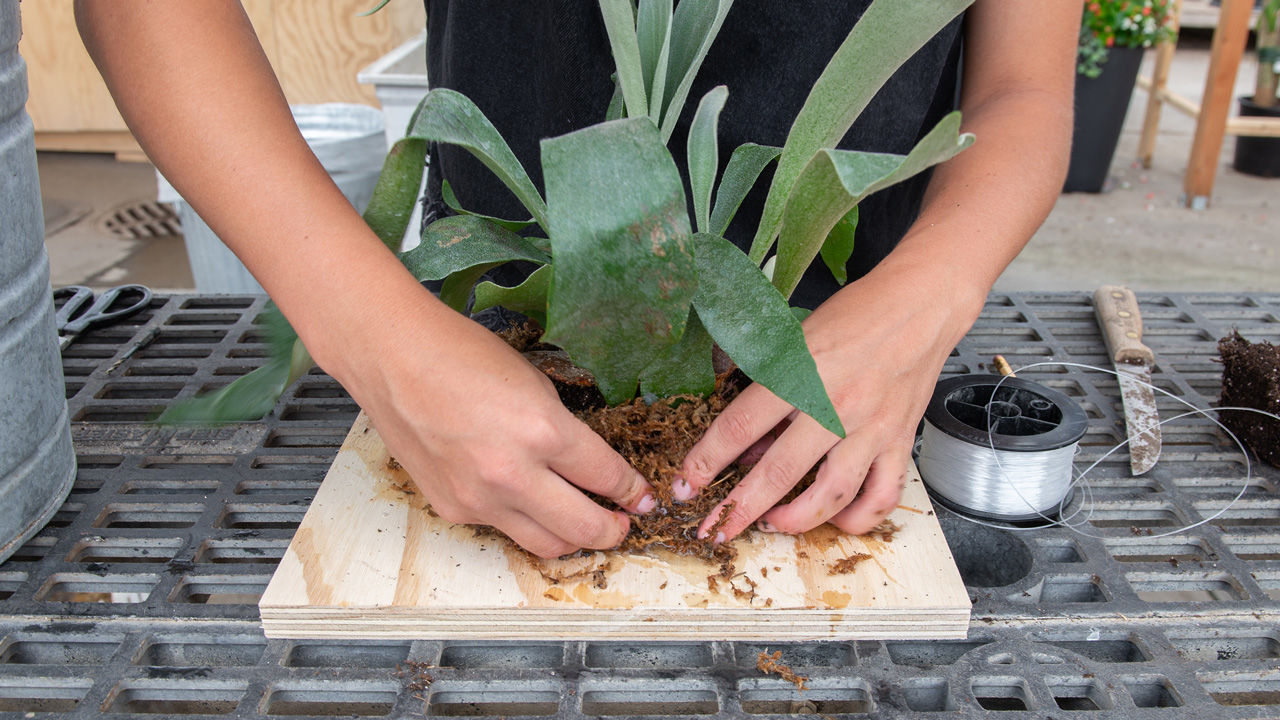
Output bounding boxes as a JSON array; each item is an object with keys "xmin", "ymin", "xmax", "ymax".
[{"xmin": 260, "ymin": 412, "xmax": 970, "ymax": 641}]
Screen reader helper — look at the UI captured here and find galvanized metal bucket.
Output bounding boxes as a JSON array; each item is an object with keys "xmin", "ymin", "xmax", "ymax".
[{"xmin": 0, "ymin": 0, "xmax": 76, "ymax": 562}]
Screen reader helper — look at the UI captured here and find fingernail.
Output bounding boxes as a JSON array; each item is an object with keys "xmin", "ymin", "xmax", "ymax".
[
  {"xmin": 672, "ymin": 477, "xmax": 695, "ymax": 501},
  {"xmin": 713, "ymin": 531, "xmax": 725, "ymax": 544},
  {"xmin": 636, "ymin": 494, "xmax": 656, "ymax": 514},
  {"xmin": 757, "ymin": 520, "xmax": 777, "ymax": 533}
]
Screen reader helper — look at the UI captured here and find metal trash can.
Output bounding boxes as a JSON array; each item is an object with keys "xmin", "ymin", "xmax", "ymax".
[
  {"xmin": 0, "ymin": 0, "xmax": 77, "ymax": 563},
  {"xmin": 159, "ymin": 103, "xmax": 386, "ymax": 293}
]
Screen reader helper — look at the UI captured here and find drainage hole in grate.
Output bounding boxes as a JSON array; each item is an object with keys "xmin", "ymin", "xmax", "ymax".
[
  {"xmin": 194, "ymin": 539, "xmax": 289, "ymax": 565},
  {"xmin": 438, "ymin": 644, "xmax": 564, "ymax": 670},
  {"xmin": 136, "ymin": 636, "xmax": 267, "ymax": 667},
  {"xmin": 122, "ymin": 479, "xmax": 222, "ymax": 496},
  {"xmin": 36, "ymin": 573, "xmax": 158, "ymax": 603},
  {"xmin": 936, "ymin": 515, "xmax": 1032, "ymax": 588},
  {"xmin": 1047, "ymin": 677, "xmax": 1111, "ymax": 711},
  {"xmin": 124, "ymin": 363, "xmax": 199, "ymax": 377},
  {"xmin": 105, "ymin": 679, "xmax": 247, "ymax": 715},
  {"xmin": 75, "ymin": 406, "xmax": 164, "ymax": 422},
  {"xmin": 180, "ymin": 297, "xmax": 254, "ymax": 310},
  {"xmin": 429, "ymin": 689, "xmax": 559, "ymax": 717},
  {"xmin": 734, "ymin": 642, "xmax": 854, "ymax": 668},
  {"xmin": 900, "ymin": 678, "xmax": 953, "ymax": 712},
  {"xmin": 1223, "ymin": 535, "xmax": 1280, "ymax": 561},
  {"xmin": 1121, "ymin": 676, "xmax": 1182, "ymax": 708},
  {"xmin": 140, "ymin": 455, "xmax": 235, "ymax": 469},
  {"xmin": 1086, "ymin": 504, "xmax": 1182, "ymax": 529},
  {"xmin": 1195, "ymin": 500, "xmax": 1280, "ymax": 527},
  {"xmin": 215, "ymin": 505, "xmax": 306, "ymax": 530},
  {"xmin": 1127, "ymin": 573, "xmax": 1244, "ymax": 602},
  {"xmin": 169, "ymin": 575, "xmax": 270, "ymax": 604},
  {"xmin": 95, "ymin": 382, "xmax": 184, "ymax": 400},
  {"xmin": 0, "ymin": 636, "xmax": 122, "ymax": 665},
  {"xmin": 265, "ymin": 427, "xmax": 349, "ymax": 449},
  {"xmin": 1035, "ymin": 637, "xmax": 1148, "ymax": 663},
  {"xmin": 739, "ymin": 686, "xmax": 870, "ymax": 715},
  {"xmin": 279, "ymin": 403, "xmax": 360, "ymax": 422},
  {"xmin": 285, "ymin": 641, "xmax": 411, "ymax": 669},
  {"xmin": 585, "ymin": 643, "xmax": 712, "ymax": 669},
  {"xmin": 68, "ymin": 537, "xmax": 184, "ymax": 563},
  {"xmin": 8, "ymin": 536, "xmax": 57, "ymax": 562},
  {"xmin": 76, "ymin": 454, "xmax": 124, "ymax": 469},
  {"xmin": 234, "ymin": 479, "xmax": 322, "ymax": 495},
  {"xmin": 1198, "ymin": 672, "xmax": 1280, "ymax": 707},
  {"xmin": 1013, "ymin": 575, "xmax": 1108, "ymax": 604},
  {"xmin": 165, "ymin": 312, "xmax": 240, "ymax": 326},
  {"xmin": 263, "ymin": 683, "xmax": 398, "ymax": 716},
  {"xmin": 885, "ymin": 641, "xmax": 985, "ymax": 667},
  {"xmin": 1168, "ymin": 632, "xmax": 1280, "ymax": 661},
  {"xmin": 971, "ymin": 678, "xmax": 1031, "ymax": 712},
  {"xmin": 582, "ymin": 690, "xmax": 718, "ymax": 715},
  {"xmin": 0, "ymin": 573, "xmax": 28, "ymax": 600},
  {"xmin": 93, "ymin": 503, "xmax": 203, "ymax": 529},
  {"xmin": 249, "ymin": 455, "xmax": 334, "ymax": 471},
  {"xmin": 47, "ymin": 502, "xmax": 85, "ymax": 528},
  {"xmin": 1036, "ymin": 539, "xmax": 1084, "ymax": 563},
  {"xmin": 1105, "ymin": 537, "xmax": 1210, "ymax": 563},
  {"xmin": 0, "ymin": 679, "xmax": 93, "ymax": 713}
]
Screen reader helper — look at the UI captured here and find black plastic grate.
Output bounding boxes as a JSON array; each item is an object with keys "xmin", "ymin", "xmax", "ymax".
[{"xmin": 0, "ymin": 292, "xmax": 1274, "ymax": 718}]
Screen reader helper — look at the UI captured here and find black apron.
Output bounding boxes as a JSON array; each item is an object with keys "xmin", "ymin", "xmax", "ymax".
[{"xmin": 423, "ymin": 0, "xmax": 964, "ymax": 309}]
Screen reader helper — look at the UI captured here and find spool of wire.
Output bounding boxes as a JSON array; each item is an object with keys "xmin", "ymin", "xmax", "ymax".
[{"xmin": 917, "ymin": 375, "xmax": 1089, "ymax": 523}]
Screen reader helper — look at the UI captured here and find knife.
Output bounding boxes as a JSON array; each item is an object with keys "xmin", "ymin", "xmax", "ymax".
[{"xmin": 1094, "ymin": 286, "xmax": 1162, "ymax": 475}]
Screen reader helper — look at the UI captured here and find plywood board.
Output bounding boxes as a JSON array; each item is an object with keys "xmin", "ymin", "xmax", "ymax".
[{"xmin": 260, "ymin": 412, "xmax": 970, "ymax": 641}]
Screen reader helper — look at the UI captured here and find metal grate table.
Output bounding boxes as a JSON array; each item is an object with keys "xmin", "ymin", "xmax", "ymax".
[{"xmin": 0, "ymin": 292, "xmax": 1276, "ymax": 718}]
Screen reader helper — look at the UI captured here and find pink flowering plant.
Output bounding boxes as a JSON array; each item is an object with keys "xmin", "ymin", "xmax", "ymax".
[{"xmin": 1078, "ymin": 0, "xmax": 1177, "ymax": 78}]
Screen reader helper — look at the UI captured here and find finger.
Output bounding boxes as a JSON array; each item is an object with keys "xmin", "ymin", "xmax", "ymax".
[
  {"xmin": 828, "ymin": 445, "xmax": 913, "ymax": 535},
  {"xmin": 520, "ymin": 471, "xmax": 632, "ymax": 551},
  {"xmin": 489, "ymin": 510, "xmax": 581, "ymax": 559},
  {"xmin": 758, "ymin": 436, "xmax": 876, "ymax": 534},
  {"xmin": 552, "ymin": 420, "xmax": 656, "ymax": 514},
  {"xmin": 676, "ymin": 383, "xmax": 794, "ymax": 500},
  {"xmin": 696, "ymin": 416, "xmax": 838, "ymax": 542}
]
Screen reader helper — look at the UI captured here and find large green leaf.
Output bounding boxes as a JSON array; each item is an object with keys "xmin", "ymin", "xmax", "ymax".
[
  {"xmin": 659, "ymin": 0, "xmax": 735, "ymax": 141},
  {"xmin": 473, "ymin": 264, "xmax": 552, "ymax": 328},
  {"xmin": 540, "ymin": 118, "xmax": 698, "ymax": 405},
  {"xmin": 599, "ymin": 0, "xmax": 648, "ymax": 119},
  {"xmin": 156, "ymin": 306, "xmax": 313, "ymax": 424},
  {"xmin": 637, "ymin": 0, "xmax": 673, "ymax": 123},
  {"xmin": 441, "ymin": 180, "xmax": 536, "ymax": 232},
  {"xmin": 640, "ymin": 307, "xmax": 714, "ymax": 398},
  {"xmin": 692, "ymin": 233, "xmax": 843, "ymax": 437},
  {"xmin": 820, "ymin": 205, "xmax": 858, "ymax": 286},
  {"xmin": 708, "ymin": 143, "xmax": 781, "ymax": 237},
  {"xmin": 408, "ymin": 89, "xmax": 549, "ymax": 231},
  {"xmin": 688, "ymin": 86, "xmax": 728, "ymax": 234},
  {"xmin": 399, "ymin": 215, "xmax": 550, "ymax": 282},
  {"xmin": 362, "ymin": 138, "xmax": 427, "ymax": 252},
  {"xmin": 748, "ymin": 0, "xmax": 974, "ymax": 263},
  {"xmin": 606, "ymin": 73, "xmax": 626, "ymax": 121},
  {"xmin": 772, "ymin": 112, "xmax": 973, "ymax": 298}
]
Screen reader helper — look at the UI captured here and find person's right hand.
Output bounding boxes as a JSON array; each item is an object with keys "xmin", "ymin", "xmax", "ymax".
[{"xmin": 327, "ymin": 287, "xmax": 657, "ymax": 559}]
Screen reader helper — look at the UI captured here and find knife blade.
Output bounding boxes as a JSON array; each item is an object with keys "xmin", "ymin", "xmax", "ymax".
[{"xmin": 1094, "ymin": 286, "xmax": 1162, "ymax": 475}]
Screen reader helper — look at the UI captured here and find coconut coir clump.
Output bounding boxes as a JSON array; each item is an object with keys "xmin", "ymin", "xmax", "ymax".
[{"xmin": 1218, "ymin": 331, "xmax": 1280, "ymax": 468}]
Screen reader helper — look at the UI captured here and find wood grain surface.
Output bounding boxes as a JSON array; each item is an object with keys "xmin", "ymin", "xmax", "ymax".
[{"xmin": 260, "ymin": 413, "xmax": 970, "ymax": 640}]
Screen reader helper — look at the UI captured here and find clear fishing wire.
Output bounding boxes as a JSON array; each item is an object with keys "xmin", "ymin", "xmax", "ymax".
[
  {"xmin": 916, "ymin": 360, "xmax": 1280, "ymax": 540},
  {"xmin": 917, "ymin": 420, "xmax": 1078, "ymax": 518}
]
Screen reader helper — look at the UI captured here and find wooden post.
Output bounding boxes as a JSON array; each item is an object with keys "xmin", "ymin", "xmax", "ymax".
[
  {"xmin": 1138, "ymin": 0, "xmax": 1182, "ymax": 168},
  {"xmin": 1183, "ymin": 0, "xmax": 1254, "ymax": 208}
]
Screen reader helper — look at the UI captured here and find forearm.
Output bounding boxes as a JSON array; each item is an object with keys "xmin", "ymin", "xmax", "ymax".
[{"xmin": 74, "ymin": 0, "xmax": 437, "ymax": 382}]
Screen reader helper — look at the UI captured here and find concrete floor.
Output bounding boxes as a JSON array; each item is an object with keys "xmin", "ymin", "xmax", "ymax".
[{"xmin": 37, "ymin": 39, "xmax": 1279, "ymax": 295}]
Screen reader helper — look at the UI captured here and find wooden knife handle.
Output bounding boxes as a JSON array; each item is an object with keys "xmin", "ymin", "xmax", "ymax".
[{"xmin": 1094, "ymin": 285, "xmax": 1155, "ymax": 365}]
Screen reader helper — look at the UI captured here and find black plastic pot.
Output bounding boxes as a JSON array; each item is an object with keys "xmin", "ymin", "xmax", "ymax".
[
  {"xmin": 1231, "ymin": 96, "xmax": 1280, "ymax": 178},
  {"xmin": 1064, "ymin": 47, "xmax": 1145, "ymax": 193}
]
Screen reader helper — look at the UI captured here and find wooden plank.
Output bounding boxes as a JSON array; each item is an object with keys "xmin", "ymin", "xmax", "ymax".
[
  {"xmin": 1138, "ymin": 0, "xmax": 1182, "ymax": 168},
  {"xmin": 260, "ymin": 412, "xmax": 971, "ymax": 641},
  {"xmin": 33, "ymin": 130, "xmax": 144, "ymax": 158},
  {"xmin": 1184, "ymin": 0, "xmax": 1253, "ymax": 206},
  {"xmin": 1226, "ymin": 117, "xmax": 1280, "ymax": 138}
]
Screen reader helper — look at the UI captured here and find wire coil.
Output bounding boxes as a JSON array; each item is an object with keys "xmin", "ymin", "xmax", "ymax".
[{"xmin": 917, "ymin": 375, "xmax": 1088, "ymax": 522}]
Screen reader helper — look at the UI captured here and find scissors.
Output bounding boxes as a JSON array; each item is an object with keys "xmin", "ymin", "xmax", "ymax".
[{"xmin": 54, "ymin": 285, "xmax": 153, "ymax": 351}]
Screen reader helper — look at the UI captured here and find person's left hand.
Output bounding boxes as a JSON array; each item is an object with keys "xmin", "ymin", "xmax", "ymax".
[{"xmin": 675, "ymin": 257, "xmax": 983, "ymax": 541}]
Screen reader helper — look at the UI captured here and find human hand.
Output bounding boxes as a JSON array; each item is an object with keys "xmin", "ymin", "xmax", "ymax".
[
  {"xmin": 676, "ymin": 260, "xmax": 983, "ymax": 541},
  {"xmin": 327, "ymin": 289, "xmax": 656, "ymax": 558}
]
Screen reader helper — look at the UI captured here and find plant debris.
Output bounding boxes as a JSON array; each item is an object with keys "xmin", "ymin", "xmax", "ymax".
[
  {"xmin": 757, "ymin": 650, "xmax": 808, "ymax": 691},
  {"xmin": 865, "ymin": 520, "xmax": 901, "ymax": 543},
  {"xmin": 393, "ymin": 660, "xmax": 435, "ymax": 702},
  {"xmin": 828, "ymin": 553, "xmax": 873, "ymax": 575}
]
